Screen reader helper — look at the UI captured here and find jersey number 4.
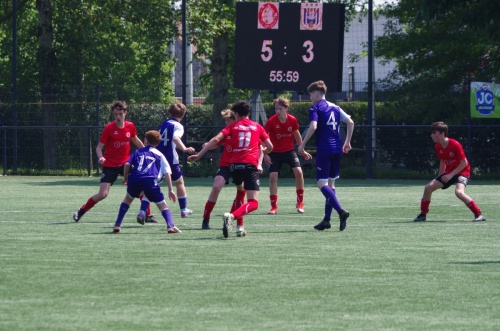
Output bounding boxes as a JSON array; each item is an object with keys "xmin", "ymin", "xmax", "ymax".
[{"xmin": 327, "ymin": 113, "xmax": 338, "ymax": 131}]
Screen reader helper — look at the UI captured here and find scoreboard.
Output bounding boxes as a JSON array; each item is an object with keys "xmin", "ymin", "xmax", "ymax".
[{"xmin": 234, "ymin": 2, "xmax": 345, "ymax": 93}]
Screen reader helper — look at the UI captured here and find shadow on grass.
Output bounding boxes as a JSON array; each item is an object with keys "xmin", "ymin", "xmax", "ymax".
[
  {"xmin": 22, "ymin": 179, "xmax": 101, "ymax": 187},
  {"xmin": 393, "ymin": 220, "xmax": 448, "ymax": 223},
  {"xmin": 449, "ymin": 261, "xmax": 500, "ymax": 265}
]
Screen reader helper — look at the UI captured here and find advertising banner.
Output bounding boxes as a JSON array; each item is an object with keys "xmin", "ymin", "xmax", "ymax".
[{"xmin": 470, "ymin": 82, "xmax": 500, "ymax": 118}]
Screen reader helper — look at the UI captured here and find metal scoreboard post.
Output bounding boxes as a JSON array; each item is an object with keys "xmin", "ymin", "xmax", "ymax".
[{"xmin": 234, "ymin": 2, "xmax": 345, "ymax": 93}]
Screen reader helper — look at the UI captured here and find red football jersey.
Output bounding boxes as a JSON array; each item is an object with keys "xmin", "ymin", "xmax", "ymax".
[
  {"xmin": 99, "ymin": 121, "xmax": 138, "ymax": 167},
  {"xmin": 217, "ymin": 135, "xmax": 232, "ymax": 167},
  {"xmin": 435, "ymin": 138, "xmax": 470, "ymax": 177},
  {"xmin": 264, "ymin": 114, "xmax": 299, "ymax": 153},
  {"xmin": 221, "ymin": 118, "xmax": 269, "ymax": 166}
]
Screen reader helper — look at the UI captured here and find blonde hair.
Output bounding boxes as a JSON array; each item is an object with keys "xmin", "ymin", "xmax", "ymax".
[
  {"xmin": 221, "ymin": 109, "xmax": 235, "ymax": 120},
  {"xmin": 273, "ymin": 97, "xmax": 290, "ymax": 109}
]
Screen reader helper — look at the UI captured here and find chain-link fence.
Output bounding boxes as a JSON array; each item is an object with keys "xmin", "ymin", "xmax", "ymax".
[{"xmin": 2, "ymin": 123, "xmax": 499, "ymax": 179}]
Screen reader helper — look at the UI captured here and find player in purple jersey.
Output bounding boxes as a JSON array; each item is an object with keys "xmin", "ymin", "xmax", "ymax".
[
  {"xmin": 113, "ymin": 130, "xmax": 180, "ymax": 234},
  {"xmin": 299, "ymin": 80, "xmax": 354, "ymax": 232},
  {"xmin": 138, "ymin": 103, "xmax": 195, "ymax": 221}
]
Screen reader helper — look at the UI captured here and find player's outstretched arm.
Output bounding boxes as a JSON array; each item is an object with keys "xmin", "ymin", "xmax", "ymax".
[
  {"xmin": 188, "ymin": 132, "xmax": 225, "ymax": 162},
  {"xmin": 173, "ymin": 136, "xmax": 195, "ymax": 154}
]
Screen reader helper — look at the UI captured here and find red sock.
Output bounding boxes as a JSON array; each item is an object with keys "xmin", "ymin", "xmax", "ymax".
[
  {"xmin": 237, "ymin": 217, "xmax": 244, "ymax": 227},
  {"xmin": 236, "ymin": 190, "xmax": 246, "ymax": 206},
  {"xmin": 231, "ymin": 190, "xmax": 246, "ymax": 213},
  {"xmin": 270, "ymin": 194, "xmax": 278, "ymax": 208},
  {"xmin": 230, "ymin": 199, "xmax": 238, "ymax": 214},
  {"xmin": 420, "ymin": 199, "xmax": 430, "ymax": 214},
  {"xmin": 82, "ymin": 197, "xmax": 97, "ymax": 212},
  {"xmin": 232, "ymin": 199, "xmax": 258, "ymax": 220},
  {"xmin": 296, "ymin": 189, "xmax": 304, "ymax": 203},
  {"xmin": 203, "ymin": 201, "xmax": 216, "ymax": 219},
  {"xmin": 466, "ymin": 200, "xmax": 481, "ymax": 216}
]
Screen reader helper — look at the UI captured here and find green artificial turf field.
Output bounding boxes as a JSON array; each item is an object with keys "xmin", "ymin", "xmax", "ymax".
[{"xmin": 0, "ymin": 176, "xmax": 499, "ymax": 331}]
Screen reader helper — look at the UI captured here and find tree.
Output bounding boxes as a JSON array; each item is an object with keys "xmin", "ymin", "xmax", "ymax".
[
  {"xmin": 375, "ymin": 0, "xmax": 500, "ymax": 120},
  {"xmin": 36, "ymin": 0, "xmax": 58, "ymax": 169},
  {"xmin": 1, "ymin": 0, "xmax": 179, "ymax": 169},
  {"xmin": 188, "ymin": 0, "xmax": 235, "ymax": 126}
]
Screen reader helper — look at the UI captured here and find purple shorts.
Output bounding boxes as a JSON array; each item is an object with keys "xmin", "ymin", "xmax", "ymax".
[
  {"xmin": 170, "ymin": 164, "xmax": 183, "ymax": 182},
  {"xmin": 315, "ymin": 152, "xmax": 342, "ymax": 181},
  {"xmin": 127, "ymin": 178, "xmax": 165, "ymax": 203}
]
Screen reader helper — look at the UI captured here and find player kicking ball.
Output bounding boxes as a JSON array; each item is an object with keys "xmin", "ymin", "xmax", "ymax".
[
  {"xmin": 414, "ymin": 121, "xmax": 485, "ymax": 222},
  {"xmin": 189, "ymin": 101, "xmax": 273, "ymax": 238},
  {"xmin": 113, "ymin": 130, "xmax": 180, "ymax": 233}
]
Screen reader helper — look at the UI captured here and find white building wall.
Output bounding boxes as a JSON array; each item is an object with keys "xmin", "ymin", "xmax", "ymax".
[{"xmin": 342, "ymin": 14, "xmax": 396, "ymax": 90}]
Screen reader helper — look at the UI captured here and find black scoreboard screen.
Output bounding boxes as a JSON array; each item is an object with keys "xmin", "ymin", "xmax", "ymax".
[{"xmin": 234, "ymin": 2, "xmax": 345, "ymax": 93}]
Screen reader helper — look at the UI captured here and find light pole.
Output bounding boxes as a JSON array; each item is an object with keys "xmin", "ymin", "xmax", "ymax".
[
  {"xmin": 366, "ymin": 0, "xmax": 375, "ymax": 178},
  {"xmin": 12, "ymin": 0, "xmax": 18, "ymax": 174},
  {"xmin": 181, "ymin": 0, "xmax": 187, "ymax": 170},
  {"xmin": 181, "ymin": 0, "xmax": 186, "ymax": 106}
]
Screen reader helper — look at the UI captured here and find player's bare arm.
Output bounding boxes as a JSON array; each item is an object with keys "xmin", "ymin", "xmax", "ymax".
[
  {"xmin": 298, "ymin": 121, "xmax": 317, "ymax": 152},
  {"xmin": 342, "ymin": 117, "xmax": 354, "ymax": 154},
  {"xmin": 122, "ymin": 162, "xmax": 131, "ymax": 185},
  {"xmin": 173, "ymin": 136, "xmax": 195, "ymax": 154},
  {"xmin": 442, "ymin": 159, "xmax": 468, "ymax": 182},
  {"xmin": 262, "ymin": 138, "xmax": 273, "ymax": 154},
  {"xmin": 131, "ymin": 135, "xmax": 145, "ymax": 149},
  {"xmin": 96, "ymin": 142, "xmax": 106, "ymax": 164},
  {"xmin": 188, "ymin": 132, "xmax": 225, "ymax": 162}
]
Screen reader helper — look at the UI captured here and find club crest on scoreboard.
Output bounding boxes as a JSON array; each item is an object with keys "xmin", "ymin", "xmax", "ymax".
[
  {"xmin": 300, "ymin": 3, "xmax": 323, "ymax": 31},
  {"xmin": 258, "ymin": 2, "xmax": 279, "ymax": 30}
]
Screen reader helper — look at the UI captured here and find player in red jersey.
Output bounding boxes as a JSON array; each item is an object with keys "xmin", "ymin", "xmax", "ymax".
[
  {"xmin": 72, "ymin": 101, "xmax": 144, "ymax": 222},
  {"xmin": 189, "ymin": 101, "xmax": 273, "ymax": 238},
  {"xmin": 196, "ymin": 109, "xmax": 247, "ymax": 230},
  {"xmin": 414, "ymin": 122, "xmax": 485, "ymax": 222},
  {"xmin": 263, "ymin": 97, "xmax": 312, "ymax": 215}
]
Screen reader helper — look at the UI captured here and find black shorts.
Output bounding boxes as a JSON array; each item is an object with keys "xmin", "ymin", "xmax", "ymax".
[
  {"xmin": 100, "ymin": 165, "xmax": 125, "ymax": 185},
  {"xmin": 229, "ymin": 163, "xmax": 260, "ymax": 191},
  {"xmin": 436, "ymin": 174, "xmax": 469, "ymax": 189},
  {"xmin": 268, "ymin": 150, "xmax": 301, "ymax": 173},
  {"xmin": 215, "ymin": 166, "xmax": 232, "ymax": 182}
]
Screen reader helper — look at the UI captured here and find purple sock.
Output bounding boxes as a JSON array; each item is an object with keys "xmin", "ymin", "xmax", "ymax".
[
  {"xmin": 178, "ymin": 196, "xmax": 187, "ymax": 210},
  {"xmin": 324, "ymin": 202, "xmax": 333, "ymax": 220},
  {"xmin": 139, "ymin": 199, "xmax": 150, "ymax": 214},
  {"xmin": 115, "ymin": 202, "xmax": 130, "ymax": 226},
  {"xmin": 161, "ymin": 209, "xmax": 174, "ymax": 227},
  {"xmin": 320, "ymin": 186, "xmax": 342, "ymax": 213}
]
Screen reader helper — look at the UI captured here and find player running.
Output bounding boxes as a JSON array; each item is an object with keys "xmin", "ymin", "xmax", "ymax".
[
  {"xmin": 189, "ymin": 101, "xmax": 273, "ymax": 238},
  {"xmin": 73, "ymin": 101, "xmax": 144, "ymax": 222},
  {"xmin": 196, "ymin": 109, "xmax": 248, "ymax": 230}
]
